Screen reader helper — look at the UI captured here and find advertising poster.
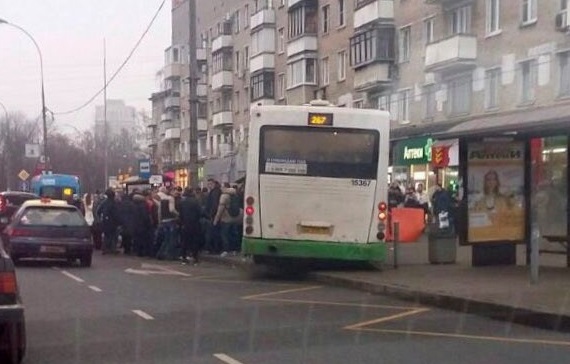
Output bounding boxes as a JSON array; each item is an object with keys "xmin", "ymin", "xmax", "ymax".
[{"xmin": 467, "ymin": 141, "xmax": 525, "ymax": 243}]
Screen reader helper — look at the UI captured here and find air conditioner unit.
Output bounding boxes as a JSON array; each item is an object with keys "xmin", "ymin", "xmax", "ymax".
[{"xmin": 556, "ymin": 9, "xmax": 570, "ymax": 31}]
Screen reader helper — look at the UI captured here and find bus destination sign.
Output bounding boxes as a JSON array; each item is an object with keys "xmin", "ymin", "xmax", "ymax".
[{"xmin": 308, "ymin": 112, "xmax": 333, "ymax": 126}]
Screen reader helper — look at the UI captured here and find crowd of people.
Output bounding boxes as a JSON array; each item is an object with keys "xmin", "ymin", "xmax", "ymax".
[{"xmin": 86, "ymin": 179, "xmax": 244, "ymax": 265}]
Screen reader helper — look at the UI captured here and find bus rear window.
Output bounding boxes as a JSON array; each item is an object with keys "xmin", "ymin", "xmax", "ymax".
[{"xmin": 260, "ymin": 126, "xmax": 379, "ymax": 179}]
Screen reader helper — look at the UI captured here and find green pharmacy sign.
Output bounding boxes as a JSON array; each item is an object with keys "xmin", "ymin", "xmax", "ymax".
[{"xmin": 394, "ymin": 137, "xmax": 434, "ymax": 165}]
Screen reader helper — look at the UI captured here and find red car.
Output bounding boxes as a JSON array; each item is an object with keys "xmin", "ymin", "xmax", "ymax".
[
  {"xmin": 1, "ymin": 199, "xmax": 93, "ymax": 267},
  {"xmin": 0, "ymin": 192, "xmax": 39, "ymax": 232}
]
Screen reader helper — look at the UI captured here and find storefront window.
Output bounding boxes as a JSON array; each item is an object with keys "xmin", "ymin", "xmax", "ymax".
[{"xmin": 531, "ymin": 136, "xmax": 568, "ymax": 253}]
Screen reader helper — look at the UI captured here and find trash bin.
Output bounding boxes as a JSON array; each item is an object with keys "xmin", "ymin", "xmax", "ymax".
[{"xmin": 428, "ymin": 224, "xmax": 457, "ymax": 264}]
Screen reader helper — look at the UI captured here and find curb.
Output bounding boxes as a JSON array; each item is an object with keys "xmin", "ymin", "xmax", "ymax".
[
  {"xmin": 198, "ymin": 255, "xmax": 570, "ymax": 333},
  {"xmin": 310, "ymin": 272, "xmax": 570, "ymax": 333}
]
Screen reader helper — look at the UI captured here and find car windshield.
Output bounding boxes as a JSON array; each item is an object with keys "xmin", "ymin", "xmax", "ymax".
[{"xmin": 18, "ymin": 207, "xmax": 86, "ymax": 227}]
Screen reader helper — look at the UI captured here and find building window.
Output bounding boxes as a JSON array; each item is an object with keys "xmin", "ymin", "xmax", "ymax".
[
  {"xmin": 339, "ymin": 0, "xmax": 345, "ymax": 27},
  {"xmin": 424, "ymin": 84, "xmax": 436, "ymax": 119},
  {"xmin": 485, "ymin": 68, "xmax": 501, "ymax": 109},
  {"xmin": 234, "ymin": 90, "xmax": 241, "ymax": 113},
  {"xmin": 559, "ymin": 51, "xmax": 570, "ymax": 97},
  {"xmin": 424, "ymin": 17, "xmax": 435, "ymax": 44},
  {"xmin": 234, "ymin": 11, "xmax": 241, "ymax": 33},
  {"xmin": 486, "ymin": 0, "xmax": 501, "ymax": 34},
  {"xmin": 377, "ymin": 94, "xmax": 390, "ymax": 111},
  {"xmin": 235, "ymin": 50, "xmax": 241, "ymax": 75},
  {"xmin": 278, "ymin": 27, "xmax": 285, "ymax": 53},
  {"xmin": 448, "ymin": 75, "xmax": 472, "ymax": 115},
  {"xmin": 519, "ymin": 59, "xmax": 537, "ymax": 103},
  {"xmin": 522, "ymin": 0, "xmax": 537, "ymax": 24},
  {"xmin": 244, "ymin": 46, "xmax": 249, "ymax": 70},
  {"xmin": 353, "ymin": 100, "xmax": 364, "ymax": 108},
  {"xmin": 322, "ymin": 5, "xmax": 330, "ymax": 34},
  {"xmin": 288, "ymin": 5, "xmax": 318, "ymax": 38},
  {"xmin": 244, "ymin": 4, "xmax": 250, "ymax": 28},
  {"xmin": 398, "ymin": 89, "xmax": 410, "ymax": 123},
  {"xmin": 399, "ymin": 26, "xmax": 411, "ymax": 62},
  {"xmin": 337, "ymin": 50, "xmax": 347, "ymax": 81},
  {"xmin": 287, "ymin": 58, "xmax": 317, "ymax": 88},
  {"xmin": 278, "ymin": 73, "xmax": 286, "ymax": 99},
  {"xmin": 321, "ymin": 57, "xmax": 329, "ymax": 86},
  {"xmin": 449, "ymin": 6, "xmax": 471, "ymax": 34},
  {"xmin": 350, "ymin": 27, "xmax": 395, "ymax": 67},
  {"xmin": 251, "ymin": 72, "xmax": 275, "ymax": 101},
  {"xmin": 212, "ymin": 50, "xmax": 233, "ymax": 73}
]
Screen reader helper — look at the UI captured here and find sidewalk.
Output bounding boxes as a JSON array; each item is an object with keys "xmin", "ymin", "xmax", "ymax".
[{"xmin": 201, "ymin": 238, "xmax": 570, "ymax": 332}]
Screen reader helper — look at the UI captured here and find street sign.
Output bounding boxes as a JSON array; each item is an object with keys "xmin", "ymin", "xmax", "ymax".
[
  {"xmin": 17, "ymin": 169, "xmax": 30, "ymax": 181},
  {"xmin": 149, "ymin": 175, "xmax": 163, "ymax": 185},
  {"xmin": 139, "ymin": 159, "xmax": 151, "ymax": 179},
  {"xmin": 25, "ymin": 144, "xmax": 40, "ymax": 158},
  {"xmin": 21, "ymin": 181, "xmax": 29, "ymax": 192}
]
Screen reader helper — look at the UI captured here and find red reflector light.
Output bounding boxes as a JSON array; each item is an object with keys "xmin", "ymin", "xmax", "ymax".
[
  {"xmin": 0, "ymin": 272, "xmax": 17, "ymax": 294},
  {"xmin": 245, "ymin": 206, "xmax": 255, "ymax": 216},
  {"xmin": 378, "ymin": 202, "xmax": 387, "ymax": 211},
  {"xmin": 246, "ymin": 196, "xmax": 254, "ymax": 206},
  {"xmin": 378, "ymin": 212, "xmax": 387, "ymax": 221},
  {"xmin": 10, "ymin": 228, "xmax": 32, "ymax": 237},
  {"xmin": 0, "ymin": 196, "xmax": 6, "ymax": 213}
]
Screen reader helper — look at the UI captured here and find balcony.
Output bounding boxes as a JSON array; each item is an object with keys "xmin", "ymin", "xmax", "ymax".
[
  {"xmin": 212, "ymin": 71, "xmax": 233, "ymax": 90},
  {"xmin": 147, "ymin": 118, "xmax": 158, "ymax": 127},
  {"xmin": 148, "ymin": 136, "xmax": 158, "ymax": 147},
  {"xmin": 354, "ymin": 63, "xmax": 391, "ymax": 93},
  {"xmin": 197, "ymin": 83, "xmax": 208, "ymax": 97},
  {"xmin": 212, "ymin": 35, "xmax": 232, "ymax": 53},
  {"xmin": 161, "ymin": 111, "xmax": 176, "ymax": 122},
  {"xmin": 196, "ymin": 48, "xmax": 207, "ymax": 62},
  {"xmin": 218, "ymin": 143, "xmax": 232, "ymax": 157},
  {"xmin": 164, "ymin": 127, "xmax": 181, "ymax": 141},
  {"xmin": 425, "ymin": 34, "xmax": 477, "ymax": 73},
  {"xmin": 198, "ymin": 118, "xmax": 208, "ymax": 132},
  {"xmin": 288, "ymin": 0, "xmax": 304, "ymax": 6},
  {"xmin": 354, "ymin": 0, "xmax": 394, "ymax": 29},
  {"xmin": 212, "ymin": 111, "xmax": 233, "ymax": 127},
  {"xmin": 287, "ymin": 35, "xmax": 317, "ymax": 57},
  {"xmin": 250, "ymin": 53, "xmax": 275, "ymax": 73},
  {"xmin": 164, "ymin": 95, "xmax": 180, "ymax": 109},
  {"xmin": 251, "ymin": 8, "xmax": 275, "ymax": 30},
  {"xmin": 163, "ymin": 63, "xmax": 185, "ymax": 79}
]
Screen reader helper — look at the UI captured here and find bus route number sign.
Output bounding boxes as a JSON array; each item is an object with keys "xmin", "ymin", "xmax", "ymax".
[
  {"xmin": 351, "ymin": 179, "xmax": 371, "ymax": 187},
  {"xmin": 308, "ymin": 112, "xmax": 333, "ymax": 126}
]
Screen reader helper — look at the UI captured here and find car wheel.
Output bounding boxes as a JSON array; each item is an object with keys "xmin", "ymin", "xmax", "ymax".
[{"xmin": 80, "ymin": 254, "xmax": 92, "ymax": 267}]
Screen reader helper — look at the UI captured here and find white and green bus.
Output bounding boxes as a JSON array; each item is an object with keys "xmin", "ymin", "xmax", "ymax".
[{"xmin": 242, "ymin": 100, "xmax": 390, "ymax": 266}]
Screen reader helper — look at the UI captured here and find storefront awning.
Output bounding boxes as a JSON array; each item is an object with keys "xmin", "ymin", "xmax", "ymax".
[
  {"xmin": 434, "ymin": 103, "xmax": 570, "ymax": 140},
  {"xmin": 390, "ymin": 120, "xmax": 464, "ymax": 141}
]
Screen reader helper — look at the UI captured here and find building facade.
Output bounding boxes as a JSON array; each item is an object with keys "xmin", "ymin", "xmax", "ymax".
[
  {"xmin": 147, "ymin": 0, "xmax": 570, "ymax": 188},
  {"xmin": 95, "ymin": 99, "xmax": 137, "ymax": 141}
]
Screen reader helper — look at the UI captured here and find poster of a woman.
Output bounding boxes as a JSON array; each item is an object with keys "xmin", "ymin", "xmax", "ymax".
[{"xmin": 467, "ymin": 142, "xmax": 525, "ymax": 243}]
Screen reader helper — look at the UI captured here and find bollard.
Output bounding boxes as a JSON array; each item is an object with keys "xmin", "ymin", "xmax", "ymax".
[{"xmin": 393, "ymin": 221, "xmax": 400, "ymax": 269}]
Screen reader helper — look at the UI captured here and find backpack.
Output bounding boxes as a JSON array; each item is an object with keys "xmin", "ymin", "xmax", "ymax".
[{"xmin": 227, "ymin": 194, "xmax": 241, "ymax": 217}]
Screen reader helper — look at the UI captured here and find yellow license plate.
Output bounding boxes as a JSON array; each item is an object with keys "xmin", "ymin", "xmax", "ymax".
[
  {"xmin": 40, "ymin": 246, "xmax": 66, "ymax": 254},
  {"xmin": 299, "ymin": 226, "xmax": 331, "ymax": 235}
]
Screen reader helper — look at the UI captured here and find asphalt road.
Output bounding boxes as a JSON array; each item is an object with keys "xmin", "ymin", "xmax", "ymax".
[{"xmin": 13, "ymin": 254, "xmax": 570, "ymax": 364}]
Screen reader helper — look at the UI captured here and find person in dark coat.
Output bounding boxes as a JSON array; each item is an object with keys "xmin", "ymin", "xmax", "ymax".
[
  {"xmin": 178, "ymin": 188, "xmax": 204, "ymax": 264},
  {"xmin": 204, "ymin": 179, "xmax": 222, "ymax": 253},
  {"xmin": 96, "ymin": 189, "xmax": 120, "ymax": 254},
  {"xmin": 117, "ymin": 192, "xmax": 137, "ymax": 255},
  {"xmin": 131, "ymin": 191, "xmax": 153, "ymax": 257}
]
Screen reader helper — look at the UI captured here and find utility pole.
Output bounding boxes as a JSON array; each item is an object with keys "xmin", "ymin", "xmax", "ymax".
[
  {"xmin": 0, "ymin": 102, "xmax": 10, "ymax": 190},
  {"xmin": 103, "ymin": 38, "xmax": 109, "ymax": 189},
  {"xmin": 188, "ymin": 0, "xmax": 199, "ymax": 188}
]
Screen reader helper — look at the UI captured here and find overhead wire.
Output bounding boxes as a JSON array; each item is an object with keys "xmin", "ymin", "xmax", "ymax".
[{"xmin": 51, "ymin": 0, "xmax": 167, "ymax": 116}]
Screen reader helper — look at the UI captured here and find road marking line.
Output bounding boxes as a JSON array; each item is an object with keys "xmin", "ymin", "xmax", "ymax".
[
  {"xmin": 132, "ymin": 310, "xmax": 154, "ymax": 320},
  {"xmin": 344, "ymin": 308, "xmax": 430, "ymax": 330},
  {"xmin": 249, "ymin": 297, "xmax": 417, "ymax": 311},
  {"xmin": 60, "ymin": 270, "xmax": 85, "ymax": 283},
  {"xmin": 213, "ymin": 353, "xmax": 245, "ymax": 364},
  {"xmin": 354, "ymin": 327, "xmax": 570, "ymax": 347},
  {"xmin": 88, "ymin": 285, "xmax": 102, "ymax": 292},
  {"xmin": 241, "ymin": 285, "xmax": 322, "ymax": 300}
]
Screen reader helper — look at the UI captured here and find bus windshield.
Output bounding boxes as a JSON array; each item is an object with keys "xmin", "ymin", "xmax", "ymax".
[{"xmin": 260, "ymin": 126, "xmax": 379, "ymax": 179}]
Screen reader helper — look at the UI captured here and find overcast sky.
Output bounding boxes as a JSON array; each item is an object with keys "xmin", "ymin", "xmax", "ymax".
[{"xmin": 0, "ymin": 0, "xmax": 171, "ymax": 136}]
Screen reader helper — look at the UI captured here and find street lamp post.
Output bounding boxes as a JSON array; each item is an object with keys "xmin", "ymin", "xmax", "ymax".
[
  {"xmin": 0, "ymin": 18, "xmax": 48, "ymax": 172},
  {"xmin": 0, "ymin": 101, "xmax": 11, "ymax": 190}
]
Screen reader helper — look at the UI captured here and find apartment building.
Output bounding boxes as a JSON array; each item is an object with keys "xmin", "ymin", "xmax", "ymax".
[{"xmin": 147, "ymin": 0, "xmax": 570, "ymax": 186}]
